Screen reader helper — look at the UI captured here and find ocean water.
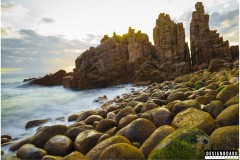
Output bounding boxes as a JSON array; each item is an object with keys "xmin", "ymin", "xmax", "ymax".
[{"xmin": 1, "ymin": 73, "xmax": 144, "ymax": 152}]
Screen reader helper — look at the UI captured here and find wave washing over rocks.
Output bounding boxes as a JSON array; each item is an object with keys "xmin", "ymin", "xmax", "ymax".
[{"xmin": 1, "ymin": 2, "xmax": 239, "ymax": 160}]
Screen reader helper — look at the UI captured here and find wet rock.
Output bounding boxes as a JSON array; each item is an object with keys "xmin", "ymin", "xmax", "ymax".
[
  {"xmin": 225, "ymin": 94, "xmax": 239, "ymax": 107},
  {"xmin": 215, "ymin": 104, "xmax": 239, "ymax": 127},
  {"xmin": 67, "ymin": 122, "xmax": 85, "ymax": 129},
  {"xmin": 141, "ymin": 108, "xmax": 171, "ymax": 127},
  {"xmin": 140, "ymin": 125, "xmax": 175, "ymax": 157},
  {"xmin": 65, "ymin": 125, "xmax": 94, "ymax": 140},
  {"xmin": 202, "ymin": 100, "xmax": 225, "ymax": 118},
  {"xmin": 76, "ymin": 110, "xmax": 97, "ymax": 122},
  {"xmin": 63, "ymin": 151, "xmax": 86, "ymax": 160},
  {"xmin": 152, "ymin": 99, "xmax": 167, "ymax": 106},
  {"xmin": 171, "ymin": 108, "xmax": 216, "ymax": 134},
  {"xmin": 105, "ymin": 127, "xmax": 118, "ymax": 136},
  {"xmin": 84, "ymin": 115, "xmax": 103, "ymax": 125},
  {"xmin": 167, "ymin": 92, "xmax": 186, "ymax": 103},
  {"xmin": 118, "ymin": 114, "xmax": 138, "ymax": 129},
  {"xmin": 74, "ymin": 130, "xmax": 103, "ymax": 155},
  {"xmin": 115, "ymin": 106, "xmax": 136, "ymax": 122},
  {"xmin": 42, "ymin": 155, "xmax": 63, "ymax": 160},
  {"xmin": 68, "ymin": 114, "xmax": 79, "ymax": 121},
  {"xmin": 148, "ymin": 128, "xmax": 211, "ymax": 159},
  {"xmin": 30, "ymin": 124, "xmax": 68, "ymax": 148},
  {"xmin": 140, "ymin": 102, "xmax": 159, "ymax": 113},
  {"xmin": 151, "ymin": 91, "xmax": 165, "ymax": 100},
  {"xmin": 95, "ymin": 119, "xmax": 117, "ymax": 132},
  {"xmin": 99, "ymin": 143, "xmax": 145, "ymax": 160},
  {"xmin": 1, "ymin": 135, "xmax": 12, "ymax": 140},
  {"xmin": 86, "ymin": 135, "xmax": 131, "ymax": 160},
  {"xmin": 106, "ymin": 112, "xmax": 116, "ymax": 120},
  {"xmin": 210, "ymin": 126, "xmax": 239, "ymax": 150},
  {"xmin": 133, "ymin": 94, "xmax": 149, "ymax": 102},
  {"xmin": 96, "ymin": 109, "xmax": 107, "ymax": 118},
  {"xmin": 172, "ymin": 100, "xmax": 201, "ymax": 116},
  {"xmin": 16, "ymin": 144, "xmax": 47, "ymax": 159},
  {"xmin": 55, "ymin": 116, "xmax": 65, "ymax": 121},
  {"xmin": 97, "ymin": 134, "xmax": 111, "ymax": 144},
  {"xmin": 133, "ymin": 103, "xmax": 145, "ymax": 113},
  {"xmin": 216, "ymin": 84, "xmax": 239, "ymax": 103},
  {"xmin": 44, "ymin": 135, "xmax": 73, "ymax": 156},
  {"xmin": 9, "ymin": 136, "xmax": 31, "ymax": 151},
  {"xmin": 196, "ymin": 96, "xmax": 214, "ymax": 105},
  {"xmin": 116, "ymin": 118, "xmax": 156, "ymax": 143}
]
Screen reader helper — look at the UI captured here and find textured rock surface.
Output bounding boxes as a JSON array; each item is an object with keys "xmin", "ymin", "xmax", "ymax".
[
  {"xmin": 64, "ymin": 28, "xmax": 152, "ymax": 89},
  {"xmin": 190, "ymin": 2, "xmax": 230, "ymax": 67},
  {"xmin": 32, "ymin": 70, "xmax": 67, "ymax": 86},
  {"xmin": 210, "ymin": 126, "xmax": 239, "ymax": 150},
  {"xmin": 153, "ymin": 13, "xmax": 190, "ymax": 63},
  {"xmin": 148, "ymin": 128, "xmax": 211, "ymax": 159},
  {"xmin": 99, "ymin": 143, "xmax": 145, "ymax": 160}
]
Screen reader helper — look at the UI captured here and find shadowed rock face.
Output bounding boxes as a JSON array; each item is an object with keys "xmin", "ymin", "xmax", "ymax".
[{"xmin": 190, "ymin": 2, "xmax": 231, "ymax": 67}]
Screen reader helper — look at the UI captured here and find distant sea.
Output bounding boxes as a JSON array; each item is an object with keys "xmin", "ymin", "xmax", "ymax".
[{"xmin": 1, "ymin": 73, "xmax": 144, "ymax": 153}]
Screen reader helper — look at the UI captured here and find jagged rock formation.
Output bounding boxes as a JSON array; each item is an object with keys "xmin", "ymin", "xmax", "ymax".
[
  {"xmin": 190, "ymin": 2, "xmax": 231, "ymax": 67},
  {"xmin": 153, "ymin": 13, "xmax": 190, "ymax": 63},
  {"xmin": 30, "ymin": 70, "xmax": 68, "ymax": 86},
  {"xmin": 133, "ymin": 13, "xmax": 191, "ymax": 84},
  {"xmin": 27, "ymin": 2, "xmax": 236, "ymax": 89},
  {"xmin": 63, "ymin": 28, "xmax": 153, "ymax": 89}
]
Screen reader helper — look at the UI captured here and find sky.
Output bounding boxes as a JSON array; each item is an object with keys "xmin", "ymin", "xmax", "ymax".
[{"xmin": 1, "ymin": 0, "xmax": 239, "ymax": 74}]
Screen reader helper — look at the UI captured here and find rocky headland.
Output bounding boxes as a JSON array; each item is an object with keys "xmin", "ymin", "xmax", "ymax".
[
  {"xmin": 26, "ymin": 2, "xmax": 238, "ymax": 89},
  {"xmin": 3, "ymin": 1, "xmax": 239, "ymax": 160}
]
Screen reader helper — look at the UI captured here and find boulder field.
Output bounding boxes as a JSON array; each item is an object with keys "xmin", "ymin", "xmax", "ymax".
[
  {"xmin": 25, "ymin": 2, "xmax": 238, "ymax": 89},
  {"xmin": 3, "ymin": 59, "xmax": 239, "ymax": 159}
]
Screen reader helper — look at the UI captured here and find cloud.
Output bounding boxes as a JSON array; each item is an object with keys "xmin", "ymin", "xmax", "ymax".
[
  {"xmin": 1, "ymin": 29, "xmax": 100, "ymax": 74},
  {"xmin": 35, "ymin": 17, "xmax": 55, "ymax": 24},
  {"xmin": 1, "ymin": 1, "xmax": 16, "ymax": 11}
]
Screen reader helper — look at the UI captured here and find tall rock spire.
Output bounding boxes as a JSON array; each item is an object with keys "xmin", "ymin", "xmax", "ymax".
[
  {"xmin": 190, "ymin": 2, "xmax": 230, "ymax": 67},
  {"xmin": 153, "ymin": 13, "xmax": 190, "ymax": 63}
]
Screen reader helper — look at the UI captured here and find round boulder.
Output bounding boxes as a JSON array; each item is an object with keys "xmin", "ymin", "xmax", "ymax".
[
  {"xmin": 30, "ymin": 124, "xmax": 68, "ymax": 148},
  {"xmin": 141, "ymin": 108, "xmax": 171, "ymax": 127},
  {"xmin": 210, "ymin": 126, "xmax": 239, "ymax": 150},
  {"xmin": 74, "ymin": 130, "xmax": 103, "ymax": 155},
  {"xmin": 140, "ymin": 102, "xmax": 159, "ymax": 113},
  {"xmin": 215, "ymin": 104, "xmax": 239, "ymax": 126},
  {"xmin": 17, "ymin": 144, "xmax": 47, "ymax": 159},
  {"xmin": 25, "ymin": 119, "xmax": 48, "ymax": 129},
  {"xmin": 148, "ymin": 128, "xmax": 211, "ymax": 159},
  {"xmin": 86, "ymin": 135, "xmax": 131, "ymax": 160},
  {"xmin": 44, "ymin": 135, "xmax": 73, "ymax": 156},
  {"xmin": 116, "ymin": 118, "xmax": 156, "ymax": 144},
  {"xmin": 84, "ymin": 115, "xmax": 103, "ymax": 125},
  {"xmin": 99, "ymin": 143, "xmax": 145, "ymax": 160},
  {"xmin": 171, "ymin": 108, "xmax": 216, "ymax": 134},
  {"xmin": 140, "ymin": 125, "xmax": 175, "ymax": 157},
  {"xmin": 95, "ymin": 119, "xmax": 117, "ymax": 132},
  {"xmin": 202, "ymin": 100, "xmax": 225, "ymax": 118},
  {"xmin": 216, "ymin": 84, "xmax": 239, "ymax": 103},
  {"xmin": 167, "ymin": 92, "xmax": 186, "ymax": 103},
  {"xmin": 172, "ymin": 100, "xmax": 201, "ymax": 117},
  {"xmin": 65, "ymin": 125, "xmax": 94, "ymax": 140},
  {"xmin": 76, "ymin": 110, "xmax": 97, "ymax": 122},
  {"xmin": 118, "ymin": 114, "xmax": 138, "ymax": 129},
  {"xmin": 115, "ymin": 106, "xmax": 136, "ymax": 122},
  {"xmin": 63, "ymin": 151, "xmax": 86, "ymax": 160}
]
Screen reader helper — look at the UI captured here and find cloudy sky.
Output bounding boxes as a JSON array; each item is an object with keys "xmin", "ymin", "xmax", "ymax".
[{"xmin": 1, "ymin": 0, "xmax": 239, "ymax": 74}]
